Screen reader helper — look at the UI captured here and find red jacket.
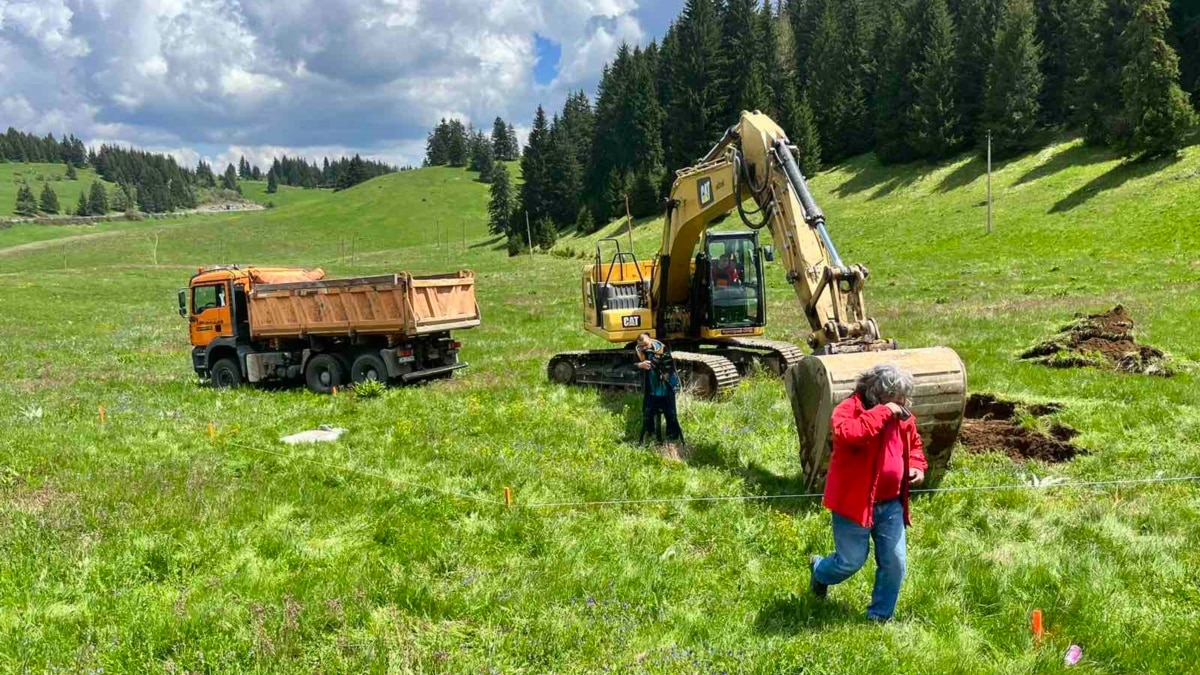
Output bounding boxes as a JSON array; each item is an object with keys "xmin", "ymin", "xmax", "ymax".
[{"xmin": 823, "ymin": 393, "xmax": 928, "ymax": 528}]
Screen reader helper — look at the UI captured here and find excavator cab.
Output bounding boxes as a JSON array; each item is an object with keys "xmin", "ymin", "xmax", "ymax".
[{"xmin": 697, "ymin": 231, "xmax": 765, "ymax": 332}]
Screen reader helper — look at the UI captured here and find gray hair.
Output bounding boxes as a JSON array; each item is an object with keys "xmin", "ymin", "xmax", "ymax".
[{"xmin": 854, "ymin": 364, "xmax": 915, "ymax": 408}]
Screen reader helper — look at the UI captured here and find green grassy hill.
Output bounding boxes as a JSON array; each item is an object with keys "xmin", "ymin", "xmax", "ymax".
[
  {"xmin": 0, "ymin": 162, "xmax": 113, "ymax": 217},
  {"xmin": 0, "ymin": 143, "xmax": 1198, "ymax": 672}
]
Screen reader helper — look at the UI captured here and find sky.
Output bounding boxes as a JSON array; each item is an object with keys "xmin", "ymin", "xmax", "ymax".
[{"xmin": 0, "ymin": 0, "xmax": 683, "ymax": 172}]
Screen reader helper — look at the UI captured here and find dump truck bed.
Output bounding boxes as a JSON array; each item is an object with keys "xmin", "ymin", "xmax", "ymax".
[{"xmin": 248, "ymin": 270, "xmax": 480, "ymax": 339}]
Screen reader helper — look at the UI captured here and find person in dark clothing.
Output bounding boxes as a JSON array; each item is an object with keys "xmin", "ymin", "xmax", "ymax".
[{"xmin": 635, "ymin": 332, "xmax": 683, "ymax": 447}]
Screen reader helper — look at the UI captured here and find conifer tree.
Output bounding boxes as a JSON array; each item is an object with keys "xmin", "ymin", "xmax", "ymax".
[
  {"xmin": 874, "ymin": 3, "xmax": 916, "ymax": 162},
  {"xmin": 75, "ymin": 191, "xmax": 89, "ymax": 216},
  {"xmin": 780, "ymin": 80, "xmax": 822, "ymax": 175},
  {"xmin": 109, "ymin": 184, "xmax": 130, "ymax": 212},
  {"xmin": 65, "ymin": 164, "xmax": 77, "ymax": 180},
  {"xmin": 984, "ymin": 0, "xmax": 1044, "ymax": 156},
  {"xmin": 39, "ymin": 183, "xmax": 60, "ymax": 214},
  {"xmin": 14, "ymin": 183, "xmax": 38, "ymax": 216},
  {"xmin": 908, "ymin": 0, "xmax": 962, "ymax": 158},
  {"xmin": 488, "ymin": 163, "xmax": 515, "ymax": 235},
  {"xmin": 575, "ymin": 205, "xmax": 597, "ymax": 234},
  {"xmin": 476, "ymin": 143, "xmax": 496, "ymax": 182},
  {"xmin": 266, "ymin": 169, "xmax": 278, "ymax": 194},
  {"xmin": 425, "ymin": 119, "xmax": 451, "ymax": 165},
  {"xmin": 955, "ymin": 0, "xmax": 1005, "ymax": 139},
  {"xmin": 446, "ymin": 120, "xmax": 469, "ymax": 167},
  {"xmin": 664, "ymin": 0, "xmax": 725, "ymax": 176},
  {"xmin": 506, "ymin": 123, "xmax": 520, "ymax": 160},
  {"xmin": 491, "ymin": 117, "xmax": 511, "ymax": 161},
  {"xmin": 719, "ymin": 0, "xmax": 759, "ymax": 122},
  {"xmin": 1120, "ymin": 0, "xmax": 1196, "ymax": 156},
  {"xmin": 1172, "ymin": 1, "xmax": 1200, "ymax": 104},
  {"xmin": 87, "ymin": 181, "xmax": 109, "ymax": 215},
  {"xmin": 222, "ymin": 163, "xmax": 239, "ymax": 192},
  {"xmin": 1081, "ymin": 0, "xmax": 1133, "ymax": 145},
  {"xmin": 519, "ymin": 106, "xmax": 553, "ymax": 226},
  {"xmin": 546, "ymin": 115, "xmax": 583, "ymax": 226}
]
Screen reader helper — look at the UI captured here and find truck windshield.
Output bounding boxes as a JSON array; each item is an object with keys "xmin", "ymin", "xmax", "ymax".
[{"xmin": 192, "ymin": 284, "xmax": 227, "ymax": 314}]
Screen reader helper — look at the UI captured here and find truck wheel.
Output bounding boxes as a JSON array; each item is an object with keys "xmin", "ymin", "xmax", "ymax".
[
  {"xmin": 211, "ymin": 358, "xmax": 242, "ymax": 388},
  {"xmin": 350, "ymin": 353, "xmax": 388, "ymax": 384},
  {"xmin": 305, "ymin": 354, "xmax": 346, "ymax": 394}
]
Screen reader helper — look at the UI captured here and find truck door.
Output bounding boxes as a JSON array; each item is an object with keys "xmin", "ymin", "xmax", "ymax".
[{"xmin": 190, "ymin": 282, "xmax": 233, "ymax": 347}]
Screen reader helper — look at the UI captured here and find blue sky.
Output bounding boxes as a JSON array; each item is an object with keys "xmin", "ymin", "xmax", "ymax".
[{"xmin": 0, "ymin": 0, "xmax": 685, "ymax": 170}]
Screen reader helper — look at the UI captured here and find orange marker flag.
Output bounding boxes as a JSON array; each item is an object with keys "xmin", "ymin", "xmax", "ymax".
[{"xmin": 1031, "ymin": 609, "xmax": 1044, "ymax": 644}]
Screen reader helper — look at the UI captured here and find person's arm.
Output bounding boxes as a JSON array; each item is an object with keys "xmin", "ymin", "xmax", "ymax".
[
  {"xmin": 906, "ymin": 420, "xmax": 928, "ymax": 483},
  {"xmin": 831, "ymin": 399, "xmax": 895, "ymax": 449}
]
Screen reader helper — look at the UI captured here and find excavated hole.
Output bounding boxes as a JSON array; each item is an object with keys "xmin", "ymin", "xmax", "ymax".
[{"xmin": 959, "ymin": 393, "xmax": 1085, "ymax": 463}]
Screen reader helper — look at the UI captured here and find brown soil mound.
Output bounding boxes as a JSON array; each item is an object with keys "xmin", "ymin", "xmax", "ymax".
[
  {"xmin": 1020, "ymin": 305, "xmax": 1174, "ymax": 376},
  {"xmin": 959, "ymin": 394, "xmax": 1085, "ymax": 463}
]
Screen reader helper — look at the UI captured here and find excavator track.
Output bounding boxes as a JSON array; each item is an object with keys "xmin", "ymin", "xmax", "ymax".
[
  {"xmin": 722, "ymin": 337, "xmax": 806, "ymax": 376},
  {"xmin": 547, "ymin": 349, "xmax": 740, "ymax": 398}
]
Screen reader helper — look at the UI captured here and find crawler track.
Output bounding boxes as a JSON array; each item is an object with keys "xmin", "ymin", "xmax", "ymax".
[{"xmin": 547, "ymin": 348, "xmax": 740, "ymax": 398}]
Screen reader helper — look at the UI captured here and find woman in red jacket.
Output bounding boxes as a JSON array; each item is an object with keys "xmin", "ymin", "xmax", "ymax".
[{"xmin": 809, "ymin": 364, "xmax": 928, "ymax": 623}]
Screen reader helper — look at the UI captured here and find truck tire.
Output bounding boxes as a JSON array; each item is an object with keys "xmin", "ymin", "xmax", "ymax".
[
  {"xmin": 305, "ymin": 354, "xmax": 346, "ymax": 394},
  {"xmin": 211, "ymin": 358, "xmax": 242, "ymax": 388},
  {"xmin": 350, "ymin": 353, "xmax": 388, "ymax": 384}
]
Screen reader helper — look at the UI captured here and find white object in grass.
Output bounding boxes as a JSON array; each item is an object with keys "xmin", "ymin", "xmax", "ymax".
[{"xmin": 281, "ymin": 425, "xmax": 346, "ymax": 445}]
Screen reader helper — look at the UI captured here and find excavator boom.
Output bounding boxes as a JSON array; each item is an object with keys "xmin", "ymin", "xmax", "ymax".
[{"xmin": 550, "ymin": 111, "xmax": 966, "ymax": 488}]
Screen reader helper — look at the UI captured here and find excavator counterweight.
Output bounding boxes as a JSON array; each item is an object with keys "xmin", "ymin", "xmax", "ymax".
[{"xmin": 548, "ymin": 111, "xmax": 967, "ymax": 488}]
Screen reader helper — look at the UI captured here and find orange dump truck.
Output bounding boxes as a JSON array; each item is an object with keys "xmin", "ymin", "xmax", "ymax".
[{"xmin": 179, "ymin": 266, "xmax": 481, "ymax": 392}]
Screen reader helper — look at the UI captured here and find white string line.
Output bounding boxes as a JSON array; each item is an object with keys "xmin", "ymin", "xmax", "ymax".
[
  {"xmin": 206, "ymin": 424, "xmax": 1200, "ymax": 511},
  {"xmin": 225, "ymin": 440, "xmax": 505, "ymax": 506},
  {"xmin": 521, "ymin": 475, "xmax": 1200, "ymax": 509}
]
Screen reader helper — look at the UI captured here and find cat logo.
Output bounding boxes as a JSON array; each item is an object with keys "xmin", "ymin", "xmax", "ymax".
[
  {"xmin": 622, "ymin": 315, "xmax": 641, "ymax": 328},
  {"xmin": 698, "ymin": 177, "xmax": 713, "ymax": 206}
]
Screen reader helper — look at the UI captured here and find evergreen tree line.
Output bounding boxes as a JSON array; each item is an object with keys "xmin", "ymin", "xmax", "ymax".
[
  {"xmin": 12, "ymin": 180, "xmax": 137, "ymax": 218},
  {"xmin": 262, "ymin": 154, "xmax": 399, "ymax": 192},
  {"xmin": 489, "ymin": 0, "xmax": 1197, "ymax": 255},
  {"xmin": 91, "ymin": 145, "xmax": 199, "ymax": 213},
  {"xmin": 424, "ymin": 116, "xmax": 521, "ymax": 181},
  {"xmin": 0, "ymin": 128, "xmax": 88, "ymax": 166}
]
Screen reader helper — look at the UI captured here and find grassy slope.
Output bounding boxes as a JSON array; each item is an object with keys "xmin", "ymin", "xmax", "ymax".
[
  {"xmin": 240, "ymin": 180, "xmax": 330, "ymax": 209},
  {"xmin": 0, "ymin": 163, "xmax": 113, "ymax": 217},
  {"xmin": 1, "ymin": 144, "xmax": 1199, "ymax": 672}
]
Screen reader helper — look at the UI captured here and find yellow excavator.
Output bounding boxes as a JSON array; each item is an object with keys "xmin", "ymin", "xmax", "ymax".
[{"xmin": 547, "ymin": 111, "xmax": 967, "ymax": 488}]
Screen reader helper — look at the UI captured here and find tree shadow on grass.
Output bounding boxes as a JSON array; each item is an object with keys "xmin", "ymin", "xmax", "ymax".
[
  {"xmin": 934, "ymin": 153, "xmax": 1018, "ymax": 193},
  {"xmin": 1012, "ymin": 141, "xmax": 1115, "ymax": 187},
  {"xmin": 755, "ymin": 593, "xmax": 860, "ymax": 635},
  {"xmin": 468, "ymin": 234, "xmax": 505, "ymax": 250},
  {"xmin": 1049, "ymin": 152, "xmax": 1184, "ymax": 213}
]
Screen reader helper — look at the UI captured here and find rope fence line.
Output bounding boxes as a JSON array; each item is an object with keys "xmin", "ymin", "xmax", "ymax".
[
  {"xmin": 214, "ymin": 430, "xmax": 1200, "ymax": 512},
  {"xmin": 521, "ymin": 475, "xmax": 1200, "ymax": 509}
]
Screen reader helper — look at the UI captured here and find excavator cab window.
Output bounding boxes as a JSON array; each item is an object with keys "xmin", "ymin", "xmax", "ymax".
[{"xmin": 704, "ymin": 233, "xmax": 764, "ymax": 328}]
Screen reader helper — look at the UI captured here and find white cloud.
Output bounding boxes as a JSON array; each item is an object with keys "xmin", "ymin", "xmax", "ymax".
[
  {"xmin": 0, "ymin": 0, "xmax": 670, "ymax": 161},
  {"xmin": 219, "ymin": 67, "xmax": 285, "ymax": 98},
  {"xmin": 0, "ymin": 0, "xmax": 89, "ymax": 57}
]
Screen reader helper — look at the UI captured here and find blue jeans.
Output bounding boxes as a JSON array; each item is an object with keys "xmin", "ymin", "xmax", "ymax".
[{"xmin": 813, "ymin": 498, "xmax": 907, "ymax": 620}]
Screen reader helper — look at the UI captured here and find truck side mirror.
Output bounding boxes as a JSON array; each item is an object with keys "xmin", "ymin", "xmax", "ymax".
[
  {"xmin": 177, "ymin": 289, "xmax": 188, "ymax": 318},
  {"xmin": 761, "ymin": 245, "xmax": 775, "ymax": 262}
]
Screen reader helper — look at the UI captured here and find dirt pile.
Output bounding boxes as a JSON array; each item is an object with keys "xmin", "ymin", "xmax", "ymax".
[
  {"xmin": 1020, "ymin": 305, "xmax": 1173, "ymax": 376},
  {"xmin": 958, "ymin": 393, "xmax": 1085, "ymax": 463}
]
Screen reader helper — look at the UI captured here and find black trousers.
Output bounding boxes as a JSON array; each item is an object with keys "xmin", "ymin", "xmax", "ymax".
[{"xmin": 640, "ymin": 392, "xmax": 683, "ymax": 443}]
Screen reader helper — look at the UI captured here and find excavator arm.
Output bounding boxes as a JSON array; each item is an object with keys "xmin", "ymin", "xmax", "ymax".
[
  {"xmin": 655, "ymin": 111, "xmax": 883, "ymax": 352},
  {"xmin": 654, "ymin": 111, "xmax": 967, "ymax": 489}
]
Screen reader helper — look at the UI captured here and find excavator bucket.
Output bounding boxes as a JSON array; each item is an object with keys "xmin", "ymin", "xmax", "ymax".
[{"xmin": 785, "ymin": 347, "xmax": 967, "ymax": 492}]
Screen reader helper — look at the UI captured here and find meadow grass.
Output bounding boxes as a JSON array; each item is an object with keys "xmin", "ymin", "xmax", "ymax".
[
  {"xmin": 0, "ymin": 163, "xmax": 113, "ymax": 219},
  {"xmin": 0, "ymin": 144, "xmax": 1198, "ymax": 672}
]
